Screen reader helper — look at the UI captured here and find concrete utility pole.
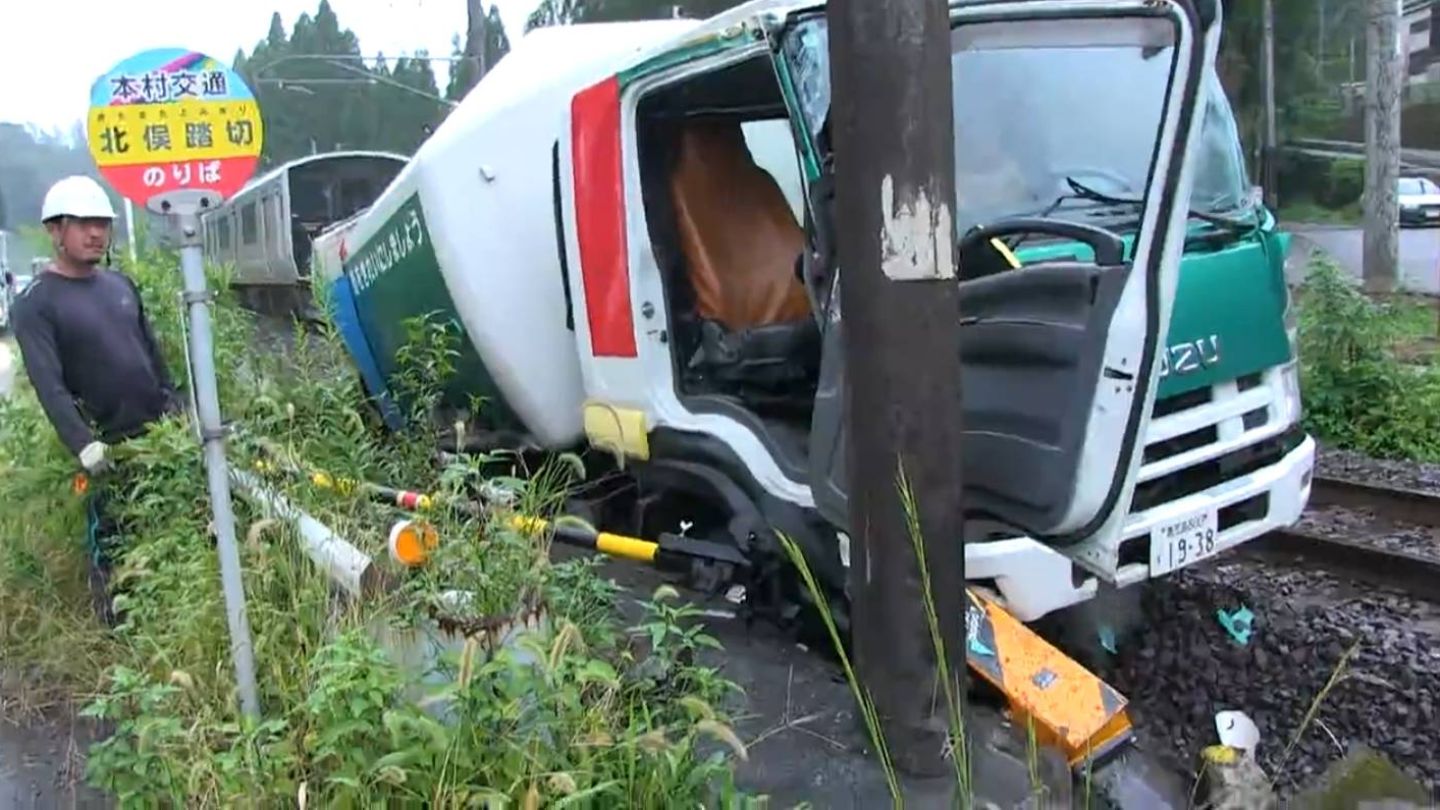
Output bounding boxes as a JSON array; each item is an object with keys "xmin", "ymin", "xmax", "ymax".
[
  {"xmin": 1262, "ymin": 0, "xmax": 1279, "ymax": 208},
  {"xmin": 465, "ymin": 0, "xmax": 487, "ymax": 84},
  {"xmin": 1364, "ymin": 0, "xmax": 1402, "ymax": 293},
  {"xmin": 828, "ymin": 0, "xmax": 967, "ymax": 779}
]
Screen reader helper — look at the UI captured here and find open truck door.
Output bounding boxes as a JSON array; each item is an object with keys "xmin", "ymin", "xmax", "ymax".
[{"xmin": 791, "ymin": 0, "xmax": 1223, "ymax": 546}]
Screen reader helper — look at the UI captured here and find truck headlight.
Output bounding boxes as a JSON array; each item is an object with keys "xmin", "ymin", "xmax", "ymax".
[{"xmin": 1282, "ymin": 361, "xmax": 1303, "ymax": 418}]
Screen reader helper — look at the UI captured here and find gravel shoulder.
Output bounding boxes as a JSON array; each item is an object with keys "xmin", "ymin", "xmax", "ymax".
[
  {"xmin": 1295, "ymin": 504, "xmax": 1440, "ymax": 561},
  {"xmin": 1059, "ymin": 560, "xmax": 1440, "ymax": 800},
  {"xmin": 1317, "ymin": 442, "xmax": 1440, "ymax": 494}
]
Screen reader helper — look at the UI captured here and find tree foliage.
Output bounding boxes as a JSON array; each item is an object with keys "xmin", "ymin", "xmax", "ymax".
[
  {"xmin": 447, "ymin": 3, "xmax": 511, "ymax": 102},
  {"xmin": 1217, "ymin": 0, "xmax": 1368, "ymax": 163},
  {"xmin": 232, "ymin": 0, "xmax": 510, "ymax": 167},
  {"xmin": 0, "ymin": 124, "xmax": 125, "ymax": 244}
]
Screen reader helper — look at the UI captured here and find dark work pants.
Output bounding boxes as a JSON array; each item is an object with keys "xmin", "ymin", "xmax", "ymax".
[{"xmin": 84, "ymin": 480, "xmax": 124, "ymax": 628}]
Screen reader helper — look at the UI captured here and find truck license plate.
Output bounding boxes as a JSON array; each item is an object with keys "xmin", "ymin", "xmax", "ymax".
[{"xmin": 1149, "ymin": 509, "xmax": 1219, "ymax": 576}]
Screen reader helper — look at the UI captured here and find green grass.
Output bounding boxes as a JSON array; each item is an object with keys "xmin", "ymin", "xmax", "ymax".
[
  {"xmin": 1278, "ymin": 199, "xmax": 1362, "ymax": 227},
  {"xmin": 0, "ymin": 244, "xmax": 761, "ymax": 808}
]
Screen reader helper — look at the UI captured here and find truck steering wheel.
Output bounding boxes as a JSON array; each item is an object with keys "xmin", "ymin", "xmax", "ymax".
[{"xmin": 957, "ymin": 217, "xmax": 1128, "ymax": 270}]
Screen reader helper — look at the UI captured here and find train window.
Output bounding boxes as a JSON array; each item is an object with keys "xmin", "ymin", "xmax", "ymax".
[
  {"xmin": 241, "ymin": 204, "xmax": 258, "ymax": 245},
  {"xmin": 218, "ymin": 218, "xmax": 232, "ymax": 250},
  {"xmin": 339, "ymin": 178, "xmax": 372, "ymax": 218}
]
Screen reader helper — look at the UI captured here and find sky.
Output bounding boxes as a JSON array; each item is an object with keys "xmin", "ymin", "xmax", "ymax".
[{"xmin": 0, "ymin": 0, "xmax": 539, "ymax": 137}]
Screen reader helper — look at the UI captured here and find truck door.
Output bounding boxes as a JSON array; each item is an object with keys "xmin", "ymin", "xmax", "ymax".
[{"xmin": 787, "ymin": 0, "xmax": 1223, "ymax": 542}]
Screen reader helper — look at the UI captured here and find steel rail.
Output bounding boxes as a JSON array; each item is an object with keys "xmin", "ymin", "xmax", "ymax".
[
  {"xmin": 1308, "ymin": 474, "xmax": 1440, "ymax": 527},
  {"xmin": 1246, "ymin": 474, "xmax": 1440, "ymax": 601}
]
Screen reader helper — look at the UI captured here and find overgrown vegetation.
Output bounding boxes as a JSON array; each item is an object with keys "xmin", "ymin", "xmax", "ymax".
[
  {"xmin": 1296, "ymin": 255, "xmax": 1440, "ymax": 461},
  {"xmin": 0, "ymin": 244, "xmax": 758, "ymax": 807},
  {"xmin": 1276, "ymin": 156, "xmax": 1363, "ymax": 226}
]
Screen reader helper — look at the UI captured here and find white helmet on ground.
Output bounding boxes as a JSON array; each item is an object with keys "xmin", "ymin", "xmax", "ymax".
[{"xmin": 41, "ymin": 176, "xmax": 117, "ymax": 223}]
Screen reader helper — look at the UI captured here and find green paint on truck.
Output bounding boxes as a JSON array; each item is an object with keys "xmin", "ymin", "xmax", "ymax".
[
  {"xmin": 343, "ymin": 192, "xmax": 516, "ymax": 426},
  {"xmin": 1013, "ymin": 222, "xmax": 1295, "ymax": 401}
]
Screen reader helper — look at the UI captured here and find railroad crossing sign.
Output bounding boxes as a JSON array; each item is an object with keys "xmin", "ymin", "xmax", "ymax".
[{"xmin": 85, "ymin": 48, "xmax": 263, "ymax": 215}]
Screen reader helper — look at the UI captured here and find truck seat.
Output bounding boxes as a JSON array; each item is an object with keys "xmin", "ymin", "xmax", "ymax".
[
  {"xmin": 662, "ymin": 119, "xmax": 820, "ymax": 411},
  {"xmin": 667, "ymin": 120, "xmax": 812, "ymax": 331}
]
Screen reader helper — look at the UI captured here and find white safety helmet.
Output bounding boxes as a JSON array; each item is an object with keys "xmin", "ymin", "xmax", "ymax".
[{"xmin": 41, "ymin": 175, "xmax": 117, "ymax": 224}]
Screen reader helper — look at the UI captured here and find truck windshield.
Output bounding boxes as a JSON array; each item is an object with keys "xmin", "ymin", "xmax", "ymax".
[{"xmin": 781, "ymin": 16, "xmax": 1252, "ymax": 236}]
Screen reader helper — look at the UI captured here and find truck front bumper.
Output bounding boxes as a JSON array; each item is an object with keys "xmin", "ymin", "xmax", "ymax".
[{"xmin": 967, "ymin": 434, "xmax": 1316, "ymax": 622}]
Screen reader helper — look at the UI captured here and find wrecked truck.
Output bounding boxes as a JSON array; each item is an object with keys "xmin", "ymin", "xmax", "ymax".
[{"xmin": 311, "ymin": 0, "xmax": 1314, "ymax": 627}]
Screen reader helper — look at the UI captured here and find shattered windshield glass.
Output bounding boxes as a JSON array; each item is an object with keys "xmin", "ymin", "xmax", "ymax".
[{"xmin": 782, "ymin": 16, "xmax": 1251, "ymax": 236}]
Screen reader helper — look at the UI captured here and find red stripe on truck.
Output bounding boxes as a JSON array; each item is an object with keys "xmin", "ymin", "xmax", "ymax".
[{"xmin": 570, "ymin": 76, "xmax": 638, "ymax": 358}]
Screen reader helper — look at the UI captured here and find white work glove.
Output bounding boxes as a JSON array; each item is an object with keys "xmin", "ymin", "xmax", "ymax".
[{"xmin": 79, "ymin": 441, "xmax": 111, "ymax": 475}]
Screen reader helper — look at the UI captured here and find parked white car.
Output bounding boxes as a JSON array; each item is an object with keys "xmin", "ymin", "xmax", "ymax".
[{"xmin": 1399, "ymin": 176, "xmax": 1440, "ymax": 226}]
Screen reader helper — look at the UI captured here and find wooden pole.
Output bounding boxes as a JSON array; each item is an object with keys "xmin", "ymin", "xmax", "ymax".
[{"xmin": 828, "ymin": 0, "xmax": 968, "ymax": 779}]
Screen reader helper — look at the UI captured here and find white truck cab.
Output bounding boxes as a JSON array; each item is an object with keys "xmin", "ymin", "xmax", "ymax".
[{"xmin": 315, "ymin": 0, "xmax": 1312, "ymax": 625}]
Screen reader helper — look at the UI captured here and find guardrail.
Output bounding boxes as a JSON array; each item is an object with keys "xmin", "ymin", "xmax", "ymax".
[{"xmin": 1285, "ymin": 138, "xmax": 1440, "ymax": 171}]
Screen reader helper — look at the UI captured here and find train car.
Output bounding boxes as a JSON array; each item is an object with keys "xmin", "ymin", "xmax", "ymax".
[{"xmin": 201, "ymin": 151, "xmax": 408, "ymax": 318}]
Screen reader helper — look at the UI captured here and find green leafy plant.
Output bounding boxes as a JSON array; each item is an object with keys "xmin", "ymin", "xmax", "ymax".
[{"xmin": 1296, "ymin": 255, "xmax": 1440, "ymax": 461}]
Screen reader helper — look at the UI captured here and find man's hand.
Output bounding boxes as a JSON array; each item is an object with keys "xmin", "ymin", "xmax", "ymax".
[{"xmin": 79, "ymin": 441, "xmax": 111, "ymax": 475}]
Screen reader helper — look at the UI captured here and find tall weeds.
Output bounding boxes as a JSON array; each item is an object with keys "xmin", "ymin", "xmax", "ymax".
[
  {"xmin": 0, "ymin": 245, "xmax": 757, "ymax": 807},
  {"xmin": 778, "ymin": 460, "xmax": 980, "ymax": 809},
  {"xmin": 1297, "ymin": 255, "xmax": 1440, "ymax": 460}
]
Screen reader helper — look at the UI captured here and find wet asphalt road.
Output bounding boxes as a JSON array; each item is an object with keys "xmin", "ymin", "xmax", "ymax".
[{"xmin": 1287, "ymin": 223, "xmax": 1440, "ymax": 293}]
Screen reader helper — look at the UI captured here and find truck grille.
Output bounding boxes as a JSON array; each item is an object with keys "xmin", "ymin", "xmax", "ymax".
[{"xmin": 1129, "ymin": 366, "xmax": 1300, "ymax": 516}]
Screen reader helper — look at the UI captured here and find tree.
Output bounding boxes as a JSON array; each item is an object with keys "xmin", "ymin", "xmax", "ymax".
[
  {"xmin": 1216, "ymin": 0, "xmax": 1368, "ymax": 174},
  {"xmin": 526, "ymin": 0, "xmax": 587, "ymax": 32},
  {"xmin": 447, "ymin": 3, "xmax": 510, "ymax": 102},
  {"xmin": 231, "ymin": 1, "xmax": 455, "ymax": 164}
]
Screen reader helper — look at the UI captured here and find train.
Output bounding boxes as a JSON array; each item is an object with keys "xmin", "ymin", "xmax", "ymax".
[{"xmin": 200, "ymin": 150, "xmax": 408, "ymax": 319}]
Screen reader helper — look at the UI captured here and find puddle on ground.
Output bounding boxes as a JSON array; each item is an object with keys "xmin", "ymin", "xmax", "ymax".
[{"xmin": 0, "ymin": 713, "xmax": 109, "ymax": 809}]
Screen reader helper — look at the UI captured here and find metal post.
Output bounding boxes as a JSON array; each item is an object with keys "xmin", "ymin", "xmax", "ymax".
[
  {"xmin": 123, "ymin": 199, "xmax": 138, "ymax": 268},
  {"xmin": 828, "ymin": 0, "xmax": 967, "ymax": 778},
  {"xmin": 1262, "ymin": 0, "xmax": 1279, "ymax": 209},
  {"xmin": 176, "ymin": 212, "xmax": 260, "ymax": 720}
]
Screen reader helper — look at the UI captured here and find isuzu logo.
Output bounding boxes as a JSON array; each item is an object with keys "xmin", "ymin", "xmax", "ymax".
[{"xmin": 1159, "ymin": 335, "xmax": 1221, "ymax": 378}]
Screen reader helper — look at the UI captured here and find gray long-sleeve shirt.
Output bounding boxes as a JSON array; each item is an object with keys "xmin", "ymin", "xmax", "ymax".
[{"xmin": 12, "ymin": 266, "xmax": 179, "ymax": 458}]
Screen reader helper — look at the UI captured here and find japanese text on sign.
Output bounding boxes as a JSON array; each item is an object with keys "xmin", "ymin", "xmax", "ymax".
[
  {"xmin": 108, "ymin": 69, "xmax": 230, "ymax": 104},
  {"xmin": 140, "ymin": 161, "xmax": 224, "ymax": 189},
  {"xmin": 88, "ymin": 101, "xmax": 262, "ymax": 167},
  {"xmin": 348, "ymin": 205, "xmax": 428, "ymax": 294}
]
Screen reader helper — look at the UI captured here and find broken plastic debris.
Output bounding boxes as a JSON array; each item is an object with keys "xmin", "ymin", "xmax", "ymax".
[
  {"xmin": 1216, "ymin": 606, "xmax": 1255, "ymax": 645},
  {"xmin": 1099, "ymin": 623, "xmax": 1118, "ymax": 654},
  {"xmin": 1202, "ymin": 744, "xmax": 1241, "ymax": 765},
  {"xmin": 1215, "ymin": 710, "xmax": 1261, "ymax": 756}
]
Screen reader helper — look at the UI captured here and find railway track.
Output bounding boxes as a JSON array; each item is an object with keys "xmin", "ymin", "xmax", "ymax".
[{"xmin": 1250, "ymin": 474, "xmax": 1440, "ymax": 602}]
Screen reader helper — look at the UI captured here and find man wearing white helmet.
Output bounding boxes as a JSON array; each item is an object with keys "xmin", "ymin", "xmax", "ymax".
[{"xmin": 12, "ymin": 175, "xmax": 180, "ymax": 623}]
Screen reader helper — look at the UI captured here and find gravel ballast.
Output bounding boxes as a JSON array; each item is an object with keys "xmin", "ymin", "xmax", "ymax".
[{"xmin": 1069, "ymin": 562, "xmax": 1440, "ymax": 799}]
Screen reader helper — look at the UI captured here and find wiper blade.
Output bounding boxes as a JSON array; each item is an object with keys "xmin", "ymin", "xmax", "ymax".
[{"xmin": 1065, "ymin": 177, "xmax": 1256, "ymax": 236}]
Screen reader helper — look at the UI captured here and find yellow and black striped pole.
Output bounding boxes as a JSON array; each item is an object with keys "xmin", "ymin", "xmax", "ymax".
[{"xmin": 253, "ymin": 447, "xmax": 746, "ymax": 574}]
